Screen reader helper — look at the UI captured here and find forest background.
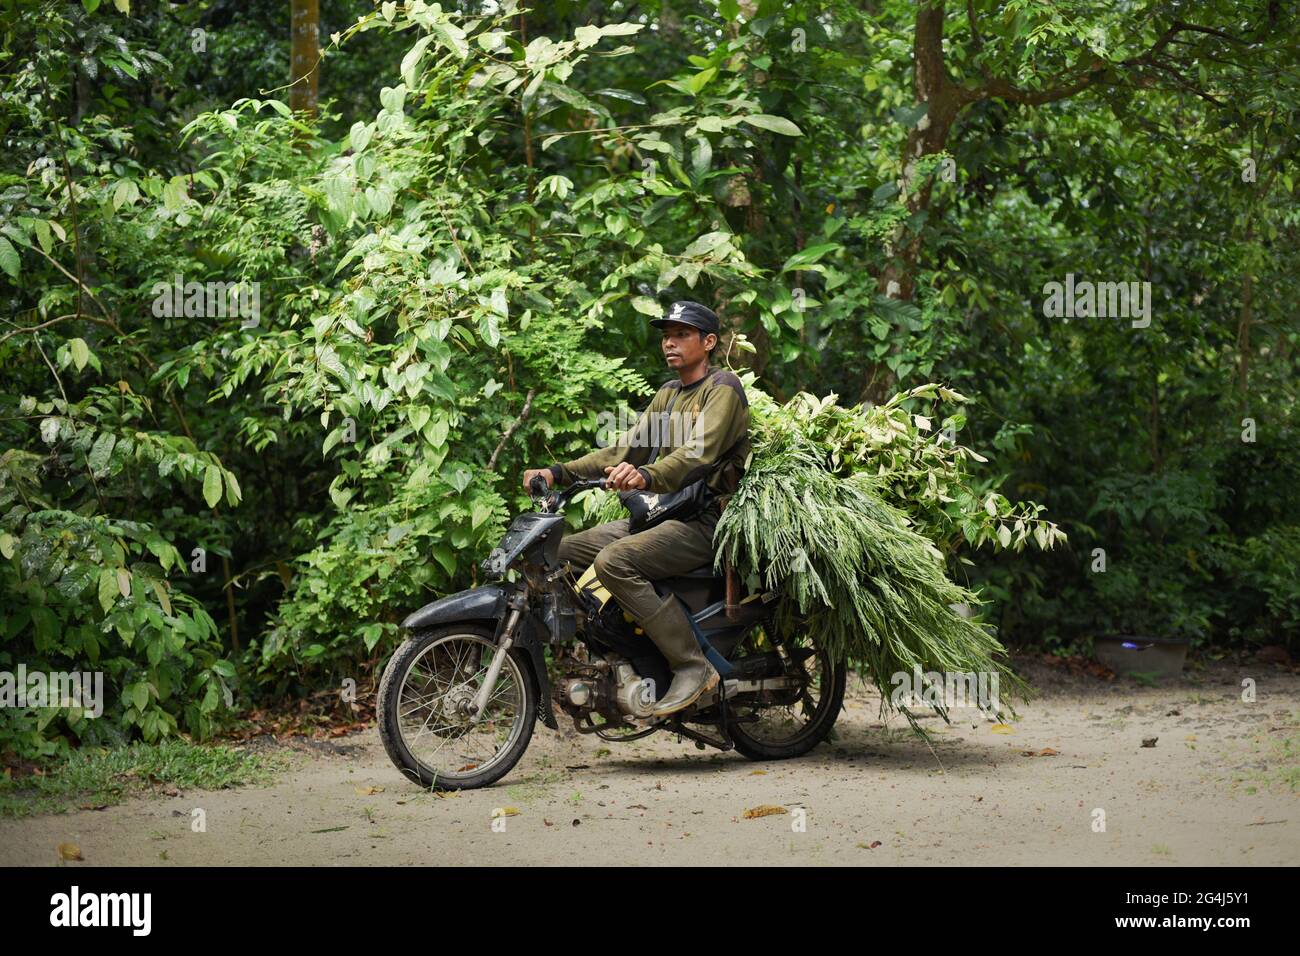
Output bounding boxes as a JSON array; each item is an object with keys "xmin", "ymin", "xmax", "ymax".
[{"xmin": 1, "ymin": 0, "xmax": 1296, "ymax": 758}]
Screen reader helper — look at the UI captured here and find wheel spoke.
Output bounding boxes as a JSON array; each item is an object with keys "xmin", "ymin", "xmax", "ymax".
[{"xmin": 727, "ymin": 623, "xmax": 835, "ymax": 746}]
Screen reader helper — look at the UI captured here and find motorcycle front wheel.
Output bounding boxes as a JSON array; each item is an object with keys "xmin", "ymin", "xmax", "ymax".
[{"xmin": 377, "ymin": 624, "xmax": 537, "ymax": 790}]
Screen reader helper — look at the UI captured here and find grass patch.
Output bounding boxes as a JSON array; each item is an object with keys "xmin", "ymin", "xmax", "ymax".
[{"xmin": 0, "ymin": 739, "xmax": 284, "ymax": 818}]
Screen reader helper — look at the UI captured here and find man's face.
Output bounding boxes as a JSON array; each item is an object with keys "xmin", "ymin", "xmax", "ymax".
[{"xmin": 661, "ymin": 321, "xmax": 716, "ymax": 369}]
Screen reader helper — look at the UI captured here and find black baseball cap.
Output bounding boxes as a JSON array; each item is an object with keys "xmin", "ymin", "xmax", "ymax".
[{"xmin": 651, "ymin": 300, "xmax": 720, "ymax": 335}]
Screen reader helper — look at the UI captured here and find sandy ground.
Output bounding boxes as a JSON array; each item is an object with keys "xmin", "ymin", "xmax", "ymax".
[{"xmin": 2, "ymin": 659, "xmax": 1297, "ymax": 866}]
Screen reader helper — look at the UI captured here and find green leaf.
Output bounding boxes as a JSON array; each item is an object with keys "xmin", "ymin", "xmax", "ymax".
[
  {"xmin": 429, "ymin": 544, "xmax": 457, "ymax": 576},
  {"xmin": 131, "ymin": 682, "xmax": 149, "ymax": 712},
  {"xmin": 203, "ymin": 465, "xmax": 223, "ymax": 508},
  {"xmin": 112, "ymin": 179, "xmax": 139, "ymax": 210},
  {"xmin": 742, "ymin": 114, "xmax": 803, "ymax": 137},
  {"xmin": 153, "ymin": 580, "xmax": 172, "ymax": 617},
  {"xmin": 408, "ymin": 405, "xmax": 431, "ymax": 432},
  {"xmin": 98, "ymin": 569, "xmax": 118, "ymax": 613},
  {"xmin": 33, "ymin": 219, "xmax": 52, "ymax": 252},
  {"xmin": 432, "ymin": 21, "xmax": 469, "ymax": 59},
  {"xmin": 691, "ymin": 137, "xmax": 712, "ymax": 178},
  {"xmin": 0, "ymin": 533, "xmax": 14, "ymax": 560},
  {"xmin": 401, "ymin": 35, "xmax": 434, "ymax": 88},
  {"xmin": 423, "ymin": 417, "xmax": 449, "ymax": 449},
  {"xmin": 0, "ymin": 236, "xmax": 19, "ymax": 278},
  {"xmin": 69, "ymin": 337, "xmax": 90, "ymax": 371},
  {"xmin": 379, "ymin": 84, "xmax": 406, "ymax": 113},
  {"xmin": 223, "ymin": 469, "xmax": 242, "ymax": 507},
  {"xmin": 685, "ymin": 67, "xmax": 717, "ymax": 96},
  {"xmin": 593, "ymin": 88, "xmax": 647, "ymax": 105},
  {"xmin": 781, "ymin": 243, "xmax": 842, "ymax": 272},
  {"xmin": 349, "ymin": 122, "xmax": 373, "ymax": 154},
  {"xmin": 88, "ymin": 430, "xmax": 116, "ymax": 472},
  {"xmin": 632, "ymin": 296, "xmax": 663, "ymax": 317},
  {"xmin": 330, "ymin": 481, "xmax": 355, "ymax": 510},
  {"xmin": 683, "ymin": 231, "xmax": 732, "ymax": 257}
]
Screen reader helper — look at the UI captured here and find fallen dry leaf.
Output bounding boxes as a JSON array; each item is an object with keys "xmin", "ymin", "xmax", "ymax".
[
  {"xmin": 743, "ymin": 805, "xmax": 789, "ymax": 819},
  {"xmin": 1141, "ymin": 737, "xmax": 1158, "ymax": 748},
  {"xmin": 991, "ymin": 723, "xmax": 1014, "ymax": 734},
  {"xmin": 749, "ymin": 770, "xmax": 768, "ymax": 775},
  {"xmin": 57, "ymin": 842, "xmax": 83, "ymax": 861},
  {"xmin": 354, "ymin": 786, "xmax": 384, "ymax": 796}
]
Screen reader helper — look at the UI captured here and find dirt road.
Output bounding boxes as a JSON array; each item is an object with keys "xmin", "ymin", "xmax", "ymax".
[{"xmin": 3, "ymin": 659, "xmax": 1296, "ymax": 866}]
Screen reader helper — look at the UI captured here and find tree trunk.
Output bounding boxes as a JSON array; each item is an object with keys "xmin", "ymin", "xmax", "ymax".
[
  {"xmin": 290, "ymin": 0, "xmax": 320, "ymax": 117},
  {"xmin": 864, "ymin": 0, "xmax": 961, "ymax": 404}
]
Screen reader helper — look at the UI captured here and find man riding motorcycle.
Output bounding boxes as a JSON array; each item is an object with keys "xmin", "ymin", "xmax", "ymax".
[{"xmin": 522, "ymin": 301, "xmax": 751, "ymax": 718}]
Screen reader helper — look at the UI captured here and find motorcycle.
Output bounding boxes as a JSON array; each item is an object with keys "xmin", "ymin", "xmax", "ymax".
[{"xmin": 377, "ymin": 475, "xmax": 847, "ymax": 790}]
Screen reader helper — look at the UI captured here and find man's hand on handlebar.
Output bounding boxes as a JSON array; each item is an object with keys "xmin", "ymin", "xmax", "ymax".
[
  {"xmin": 522, "ymin": 468, "xmax": 555, "ymax": 495},
  {"xmin": 604, "ymin": 463, "xmax": 646, "ymax": 491}
]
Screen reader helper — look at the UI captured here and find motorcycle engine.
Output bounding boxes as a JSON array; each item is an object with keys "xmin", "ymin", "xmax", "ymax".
[{"xmin": 554, "ymin": 652, "xmax": 657, "ymax": 721}]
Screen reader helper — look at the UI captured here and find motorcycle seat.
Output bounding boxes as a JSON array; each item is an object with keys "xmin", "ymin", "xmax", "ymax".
[{"xmin": 655, "ymin": 563, "xmax": 721, "ymax": 581}]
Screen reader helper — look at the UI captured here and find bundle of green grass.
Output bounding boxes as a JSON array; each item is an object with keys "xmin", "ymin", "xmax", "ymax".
[{"xmin": 584, "ymin": 377, "xmax": 1066, "ymax": 723}]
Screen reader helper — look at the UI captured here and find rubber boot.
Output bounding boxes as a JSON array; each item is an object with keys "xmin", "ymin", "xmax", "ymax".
[{"xmin": 639, "ymin": 595, "xmax": 719, "ymax": 717}]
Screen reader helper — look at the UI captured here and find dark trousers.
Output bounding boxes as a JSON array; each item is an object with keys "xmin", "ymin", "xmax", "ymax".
[{"xmin": 557, "ymin": 512, "xmax": 719, "ymax": 621}]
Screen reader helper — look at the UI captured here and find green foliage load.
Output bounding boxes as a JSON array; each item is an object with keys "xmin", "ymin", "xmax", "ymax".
[{"xmin": 713, "ymin": 380, "xmax": 1064, "ymax": 717}]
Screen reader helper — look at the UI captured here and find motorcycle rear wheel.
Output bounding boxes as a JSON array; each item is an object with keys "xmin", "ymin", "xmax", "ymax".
[
  {"xmin": 725, "ymin": 621, "xmax": 846, "ymax": 761},
  {"xmin": 378, "ymin": 624, "xmax": 537, "ymax": 790}
]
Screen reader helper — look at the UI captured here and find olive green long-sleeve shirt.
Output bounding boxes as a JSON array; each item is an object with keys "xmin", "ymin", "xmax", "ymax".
[{"xmin": 550, "ymin": 367, "xmax": 751, "ymax": 507}]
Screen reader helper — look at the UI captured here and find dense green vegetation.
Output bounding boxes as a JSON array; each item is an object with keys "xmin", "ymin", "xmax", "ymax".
[{"xmin": 2, "ymin": 1, "xmax": 1296, "ymax": 759}]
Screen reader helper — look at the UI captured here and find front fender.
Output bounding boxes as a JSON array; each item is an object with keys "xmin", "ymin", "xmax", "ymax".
[
  {"xmin": 401, "ymin": 585, "xmax": 506, "ymax": 631},
  {"xmin": 399, "ymin": 585, "xmax": 558, "ymax": 731}
]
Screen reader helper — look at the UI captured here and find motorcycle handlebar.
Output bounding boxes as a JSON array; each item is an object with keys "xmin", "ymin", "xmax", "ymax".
[{"xmin": 532, "ymin": 476, "xmax": 608, "ymax": 512}]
